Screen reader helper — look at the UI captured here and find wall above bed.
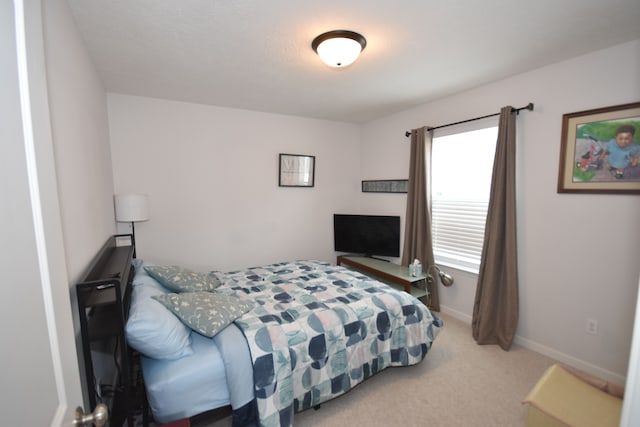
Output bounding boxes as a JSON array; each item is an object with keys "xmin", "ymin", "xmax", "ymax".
[{"xmin": 108, "ymin": 94, "xmax": 362, "ymax": 271}]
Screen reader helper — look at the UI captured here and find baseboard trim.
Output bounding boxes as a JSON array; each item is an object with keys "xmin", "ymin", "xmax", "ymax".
[
  {"xmin": 440, "ymin": 305, "xmax": 472, "ymax": 323},
  {"xmin": 513, "ymin": 335, "xmax": 626, "ymax": 385},
  {"xmin": 438, "ymin": 305, "xmax": 626, "ymax": 386}
]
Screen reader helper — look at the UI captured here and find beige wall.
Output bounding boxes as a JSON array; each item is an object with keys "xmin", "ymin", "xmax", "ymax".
[
  {"xmin": 360, "ymin": 39, "xmax": 640, "ymax": 383},
  {"xmin": 43, "ymin": 0, "xmax": 115, "ymax": 286},
  {"xmin": 42, "ymin": 0, "xmax": 117, "ymax": 409},
  {"xmin": 108, "ymin": 94, "xmax": 362, "ymax": 271}
]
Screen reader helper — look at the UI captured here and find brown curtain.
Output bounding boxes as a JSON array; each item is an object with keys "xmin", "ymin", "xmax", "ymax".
[
  {"xmin": 402, "ymin": 127, "xmax": 439, "ymax": 311},
  {"xmin": 472, "ymin": 106, "xmax": 519, "ymax": 350}
]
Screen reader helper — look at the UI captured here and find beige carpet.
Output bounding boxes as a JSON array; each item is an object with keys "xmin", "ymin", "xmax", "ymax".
[{"xmin": 192, "ymin": 312, "xmax": 556, "ymax": 427}]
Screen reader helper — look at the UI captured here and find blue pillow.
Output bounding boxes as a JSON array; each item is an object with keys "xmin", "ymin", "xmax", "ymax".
[
  {"xmin": 125, "ymin": 279, "xmax": 193, "ymax": 360},
  {"xmin": 131, "ymin": 259, "xmax": 158, "ymax": 287}
]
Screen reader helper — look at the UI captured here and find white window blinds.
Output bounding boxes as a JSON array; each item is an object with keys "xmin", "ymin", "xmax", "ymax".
[
  {"xmin": 432, "ymin": 199, "xmax": 489, "ymax": 272},
  {"xmin": 431, "ymin": 124, "xmax": 498, "ymax": 273}
]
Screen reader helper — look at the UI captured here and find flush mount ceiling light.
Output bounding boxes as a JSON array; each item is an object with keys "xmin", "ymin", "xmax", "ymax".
[{"xmin": 311, "ymin": 30, "xmax": 367, "ymax": 68}]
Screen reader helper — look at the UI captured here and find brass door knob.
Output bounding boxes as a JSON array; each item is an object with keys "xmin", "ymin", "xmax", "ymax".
[{"xmin": 73, "ymin": 403, "xmax": 108, "ymax": 427}]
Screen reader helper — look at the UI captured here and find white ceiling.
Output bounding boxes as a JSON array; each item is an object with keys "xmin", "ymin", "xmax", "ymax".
[{"xmin": 66, "ymin": 0, "xmax": 640, "ymax": 123}]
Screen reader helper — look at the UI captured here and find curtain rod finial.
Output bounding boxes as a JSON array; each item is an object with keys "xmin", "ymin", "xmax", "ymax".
[{"xmin": 526, "ymin": 102, "xmax": 534, "ymax": 111}]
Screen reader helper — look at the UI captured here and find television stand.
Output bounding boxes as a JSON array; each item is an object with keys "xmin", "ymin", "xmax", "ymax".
[
  {"xmin": 336, "ymin": 255, "xmax": 428, "ymax": 301},
  {"xmin": 364, "ymin": 255, "xmax": 390, "ymax": 262}
]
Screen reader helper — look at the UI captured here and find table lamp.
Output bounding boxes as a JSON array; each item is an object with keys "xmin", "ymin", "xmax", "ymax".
[{"xmin": 114, "ymin": 194, "xmax": 149, "ymax": 257}]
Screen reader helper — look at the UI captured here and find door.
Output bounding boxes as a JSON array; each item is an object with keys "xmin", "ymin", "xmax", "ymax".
[{"xmin": 1, "ymin": 1, "xmax": 84, "ymax": 425}]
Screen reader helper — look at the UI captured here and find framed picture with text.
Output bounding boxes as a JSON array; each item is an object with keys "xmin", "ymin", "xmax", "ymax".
[
  {"xmin": 279, "ymin": 153, "xmax": 315, "ymax": 187},
  {"xmin": 361, "ymin": 179, "xmax": 408, "ymax": 193}
]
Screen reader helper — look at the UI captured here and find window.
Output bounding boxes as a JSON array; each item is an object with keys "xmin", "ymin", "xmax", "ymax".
[{"xmin": 431, "ymin": 125, "xmax": 498, "ymax": 273}]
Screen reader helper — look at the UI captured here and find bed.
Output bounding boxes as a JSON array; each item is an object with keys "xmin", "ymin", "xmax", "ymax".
[{"xmin": 126, "ymin": 258, "xmax": 443, "ymax": 426}]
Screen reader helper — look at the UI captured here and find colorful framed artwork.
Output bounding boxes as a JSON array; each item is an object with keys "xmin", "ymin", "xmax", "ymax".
[{"xmin": 558, "ymin": 102, "xmax": 640, "ymax": 194}]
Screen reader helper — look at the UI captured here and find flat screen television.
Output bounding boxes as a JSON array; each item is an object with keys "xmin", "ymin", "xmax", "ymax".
[{"xmin": 333, "ymin": 214, "xmax": 400, "ymax": 257}]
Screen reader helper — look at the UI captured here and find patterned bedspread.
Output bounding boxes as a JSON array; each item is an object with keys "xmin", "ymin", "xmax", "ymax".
[{"xmin": 215, "ymin": 260, "xmax": 443, "ymax": 427}]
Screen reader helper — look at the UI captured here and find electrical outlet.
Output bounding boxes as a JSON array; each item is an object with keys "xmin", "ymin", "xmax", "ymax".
[{"xmin": 586, "ymin": 318, "xmax": 598, "ymax": 335}]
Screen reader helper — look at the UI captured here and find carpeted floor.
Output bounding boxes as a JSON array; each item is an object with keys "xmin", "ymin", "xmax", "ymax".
[{"xmin": 147, "ymin": 312, "xmax": 557, "ymax": 427}]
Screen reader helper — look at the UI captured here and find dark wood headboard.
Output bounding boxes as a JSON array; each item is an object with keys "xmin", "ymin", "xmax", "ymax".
[{"xmin": 76, "ymin": 234, "xmax": 136, "ymax": 427}]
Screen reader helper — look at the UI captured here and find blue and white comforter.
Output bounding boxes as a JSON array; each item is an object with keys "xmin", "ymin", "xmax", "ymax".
[{"xmin": 216, "ymin": 260, "xmax": 443, "ymax": 427}]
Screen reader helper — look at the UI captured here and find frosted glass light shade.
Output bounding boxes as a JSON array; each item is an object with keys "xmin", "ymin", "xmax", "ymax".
[
  {"xmin": 114, "ymin": 194, "xmax": 149, "ymax": 222},
  {"xmin": 316, "ymin": 37, "xmax": 362, "ymax": 67},
  {"xmin": 312, "ymin": 30, "xmax": 366, "ymax": 68}
]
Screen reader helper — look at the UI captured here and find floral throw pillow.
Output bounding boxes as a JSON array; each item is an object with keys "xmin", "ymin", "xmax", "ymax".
[
  {"xmin": 144, "ymin": 265, "xmax": 220, "ymax": 293},
  {"xmin": 152, "ymin": 292, "xmax": 255, "ymax": 337}
]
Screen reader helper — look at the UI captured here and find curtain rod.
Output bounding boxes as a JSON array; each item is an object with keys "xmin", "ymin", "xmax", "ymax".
[{"xmin": 404, "ymin": 102, "xmax": 534, "ymax": 137}]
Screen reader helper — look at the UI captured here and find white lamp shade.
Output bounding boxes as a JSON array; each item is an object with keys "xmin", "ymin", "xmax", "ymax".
[
  {"xmin": 316, "ymin": 37, "xmax": 363, "ymax": 68},
  {"xmin": 114, "ymin": 194, "xmax": 149, "ymax": 222}
]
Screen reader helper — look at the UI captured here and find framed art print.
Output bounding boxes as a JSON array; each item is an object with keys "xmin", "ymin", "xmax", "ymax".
[
  {"xmin": 558, "ymin": 102, "xmax": 640, "ymax": 194},
  {"xmin": 361, "ymin": 179, "xmax": 408, "ymax": 193},
  {"xmin": 279, "ymin": 153, "xmax": 315, "ymax": 187}
]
